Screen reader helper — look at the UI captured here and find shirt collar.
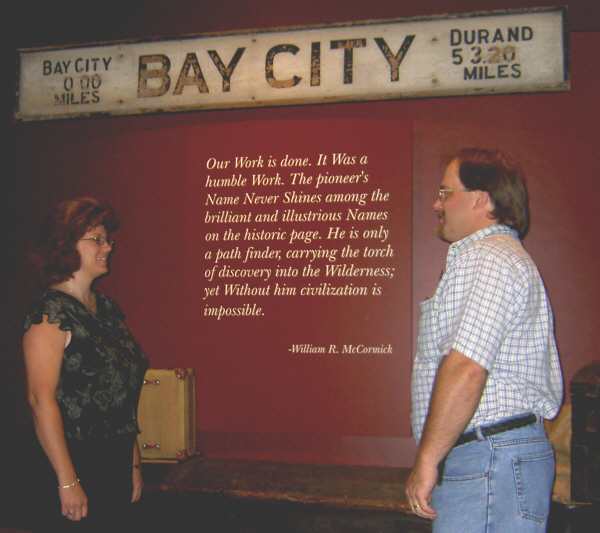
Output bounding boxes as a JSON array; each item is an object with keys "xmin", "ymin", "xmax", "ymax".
[{"xmin": 446, "ymin": 224, "xmax": 518, "ymax": 265}]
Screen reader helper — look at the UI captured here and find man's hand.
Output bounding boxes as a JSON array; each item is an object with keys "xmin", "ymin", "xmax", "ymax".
[{"xmin": 405, "ymin": 460, "xmax": 438, "ymax": 520}]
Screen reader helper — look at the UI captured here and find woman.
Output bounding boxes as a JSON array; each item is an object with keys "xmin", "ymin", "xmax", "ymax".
[{"xmin": 23, "ymin": 197, "xmax": 149, "ymax": 532}]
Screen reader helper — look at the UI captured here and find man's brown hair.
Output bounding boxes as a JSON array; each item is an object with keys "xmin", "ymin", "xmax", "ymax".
[{"xmin": 455, "ymin": 148, "xmax": 530, "ymax": 238}]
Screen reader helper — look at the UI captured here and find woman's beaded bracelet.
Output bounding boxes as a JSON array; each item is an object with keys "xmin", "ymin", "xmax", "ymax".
[{"xmin": 58, "ymin": 478, "xmax": 80, "ymax": 489}]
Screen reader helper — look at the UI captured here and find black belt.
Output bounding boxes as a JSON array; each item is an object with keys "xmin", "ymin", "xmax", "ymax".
[{"xmin": 454, "ymin": 413, "xmax": 537, "ymax": 447}]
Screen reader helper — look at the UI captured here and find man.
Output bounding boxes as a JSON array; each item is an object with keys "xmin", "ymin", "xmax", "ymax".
[{"xmin": 406, "ymin": 148, "xmax": 563, "ymax": 532}]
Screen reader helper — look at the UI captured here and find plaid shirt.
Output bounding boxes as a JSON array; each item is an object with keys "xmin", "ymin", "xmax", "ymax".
[{"xmin": 411, "ymin": 224, "xmax": 563, "ymax": 442}]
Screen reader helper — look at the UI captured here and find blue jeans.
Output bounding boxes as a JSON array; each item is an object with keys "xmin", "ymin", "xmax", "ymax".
[{"xmin": 431, "ymin": 416, "xmax": 555, "ymax": 533}]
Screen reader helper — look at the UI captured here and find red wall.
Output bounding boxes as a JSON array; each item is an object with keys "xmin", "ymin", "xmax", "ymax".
[{"xmin": 8, "ymin": 2, "xmax": 600, "ymax": 468}]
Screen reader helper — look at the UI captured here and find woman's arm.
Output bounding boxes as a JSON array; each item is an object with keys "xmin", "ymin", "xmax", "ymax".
[
  {"xmin": 131, "ymin": 439, "xmax": 143, "ymax": 502},
  {"xmin": 23, "ymin": 317, "xmax": 88, "ymax": 521}
]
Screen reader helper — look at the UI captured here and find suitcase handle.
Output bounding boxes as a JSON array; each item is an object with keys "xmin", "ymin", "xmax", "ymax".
[
  {"xmin": 143, "ymin": 378, "xmax": 161, "ymax": 385},
  {"xmin": 142, "ymin": 441, "xmax": 161, "ymax": 450}
]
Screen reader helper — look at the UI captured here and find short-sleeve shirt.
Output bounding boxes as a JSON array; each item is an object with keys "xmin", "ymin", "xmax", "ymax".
[
  {"xmin": 24, "ymin": 289, "xmax": 149, "ymax": 441},
  {"xmin": 411, "ymin": 225, "xmax": 563, "ymax": 442}
]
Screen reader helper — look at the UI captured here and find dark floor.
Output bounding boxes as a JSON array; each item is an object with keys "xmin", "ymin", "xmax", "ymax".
[
  {"xmin": 3, "ymin": 494, "xmax": 599, "ymax": 533},
  {"xmin": 4, "ymin": 456, "xmax": 599, "ymax": 532}
]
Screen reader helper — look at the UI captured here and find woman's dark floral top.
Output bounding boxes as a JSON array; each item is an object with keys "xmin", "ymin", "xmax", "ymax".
[{"xmin": 24, "ymin": 289, "xmax": 149, "ymax": 441}]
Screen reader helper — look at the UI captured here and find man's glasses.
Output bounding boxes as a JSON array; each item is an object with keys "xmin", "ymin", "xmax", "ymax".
[
  {"xmin": 437, "ymin": 186, "xmax": 471, "ymax": 202},
  {"xmin": 80, "ymin": 236, "xmax": 115, "ymax": 247}
]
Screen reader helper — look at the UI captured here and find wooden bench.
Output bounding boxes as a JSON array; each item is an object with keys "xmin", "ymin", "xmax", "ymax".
[
  {"xmin": 141, "ymin": 457, "xmax": 431, "ymax": 532},
  {"xmin": 141, "ymin": 457, "xmax": 598, "ymax": 532}
]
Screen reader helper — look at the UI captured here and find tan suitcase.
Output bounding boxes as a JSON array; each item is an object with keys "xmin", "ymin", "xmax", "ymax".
[{"xmin": 137, "ymin": 368, "xmax": 197, "ymax": 462}]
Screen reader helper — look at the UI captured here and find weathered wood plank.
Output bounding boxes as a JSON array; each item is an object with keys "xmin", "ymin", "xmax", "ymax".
[{"xmin": 162, "ymin": 458, "xmax": 413, "ymax": 513}]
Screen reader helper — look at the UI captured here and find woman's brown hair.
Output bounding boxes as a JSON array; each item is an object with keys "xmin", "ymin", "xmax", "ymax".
[{"xmin": 30, "ymin": 197, "xmax": 119, "ymax": 287}]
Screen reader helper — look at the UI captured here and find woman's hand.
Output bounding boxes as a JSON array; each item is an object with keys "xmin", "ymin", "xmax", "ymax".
[
  {"xmin": 59, "ymin": 480, "xmax": 88, "ymax": 521},
  {"xmin": 131, "ymin": 440, "xmax": 143, "ymax": 502},
  {"xmin": 131, "ymin": 464, "xmax": 143, "ymax": 503}
]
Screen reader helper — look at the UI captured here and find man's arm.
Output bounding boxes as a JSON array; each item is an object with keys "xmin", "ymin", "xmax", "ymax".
[{"xmin": 406, "ymin": 350, "xmax": 487, "ymax": 519}]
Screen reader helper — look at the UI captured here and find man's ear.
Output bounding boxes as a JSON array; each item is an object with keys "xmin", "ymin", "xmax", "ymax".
[{"xmin": 474, "ymin": 190, "xmax": 493, "ymax": 213}]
